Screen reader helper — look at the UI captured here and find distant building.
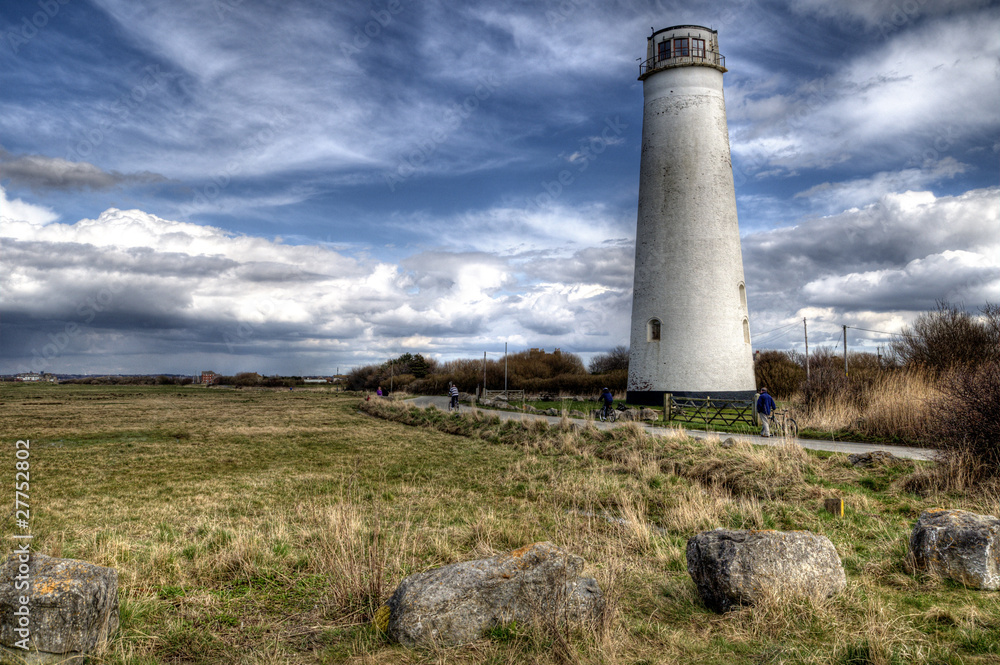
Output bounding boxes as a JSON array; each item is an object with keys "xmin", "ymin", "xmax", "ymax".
[
  {"xmin": 200, "ymin": 371, "xmax": 219, "ymax": 385},
  {"xmin": 15, "ymin": 372, "xmax": 56, "ymax": 383},
  {"xmin": 303, "ymin": 378, "xmax": 328, "ymax": 384}
]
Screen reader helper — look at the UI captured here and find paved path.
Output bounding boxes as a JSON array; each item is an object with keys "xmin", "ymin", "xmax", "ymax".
[{"xmin": 406, "ymin": 396, "xmax": 937, "ymax": 461}]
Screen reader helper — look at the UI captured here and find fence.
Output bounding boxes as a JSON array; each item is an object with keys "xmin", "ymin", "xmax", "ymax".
[{"xmin": 664, "ymin": 393, "xmax": 757, "ymax": 431}]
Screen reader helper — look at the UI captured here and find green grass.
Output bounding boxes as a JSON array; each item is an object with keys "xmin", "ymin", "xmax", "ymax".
[{"xmin": 1, "ymin": 383, "xmax": 996, "ymax": 664}]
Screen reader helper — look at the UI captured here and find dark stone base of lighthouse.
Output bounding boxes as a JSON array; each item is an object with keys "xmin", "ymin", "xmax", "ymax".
[{"xmin": 626, "ymin": 389, "xmax": 757, "ymax": 407}]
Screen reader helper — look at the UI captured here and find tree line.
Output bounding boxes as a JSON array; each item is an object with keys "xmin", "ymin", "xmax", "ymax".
[{"xmin": 346, "ymin": 347, "xmax": 629, "ymax": 396}]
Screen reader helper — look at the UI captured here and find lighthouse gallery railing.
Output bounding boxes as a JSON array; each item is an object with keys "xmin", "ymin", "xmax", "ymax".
[{"xmin": 639, "ymin": 52, "xmax": 726, "ymax": 76}]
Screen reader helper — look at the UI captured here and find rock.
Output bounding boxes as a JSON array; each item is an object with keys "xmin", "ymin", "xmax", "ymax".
[
  {"xmin": 847, "ymin": 451, "xmax": 899, "ymax": 467},
  {"xmin": 385, "ymin": 542, "xmax": 603, "ymax": 647},
  {"xmin": 720, "ymin": 437, "xmax": 737, "ymax": 449},
  {"xmin": 686, "ymin": 529, "xmax": 846, "ymax": 612},
  {"xmin": 0, "ymin": 552, "xmax": 119, "ymax": 664},
  {"xmin": 909, "ymin": 509, "xmax": 1000, "ymax": 589},
  {"xmin": 640, "ymin": 408, "xmax": 659, "ymax": 421},
  {"xmin": 545, "ymin": 408, "xmax": 559, "ymax": 416},
  {"xmin": 569, "ymin": 410, "xmax": 587, "ymax": 420}
]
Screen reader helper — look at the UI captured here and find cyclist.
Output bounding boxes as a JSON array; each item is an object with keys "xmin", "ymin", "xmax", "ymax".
[
  {"xmin": 448, "ymin": 382, "xmax": 460, "ymax": 411},
  {"xmin": 756, "ymin": 386, "xmax": 776, "ymax": 437},
  {"xmin": 598, "ymin": 387, "xmax": 614, "ymax": 421}
]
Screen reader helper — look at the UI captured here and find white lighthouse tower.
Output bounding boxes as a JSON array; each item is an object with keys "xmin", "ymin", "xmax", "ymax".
[{"xmin": 626, "ymin": 25, "xmax": 756, "ymax": 405}]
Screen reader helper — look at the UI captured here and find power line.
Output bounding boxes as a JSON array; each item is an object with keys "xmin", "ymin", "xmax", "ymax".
[
  {"xmin": 751, "ymin": 321, "xmax": 800, "ymax": 339},
  {"xmin": 847, "ymin": 325, "xmax": 917, "ymax": 339}
]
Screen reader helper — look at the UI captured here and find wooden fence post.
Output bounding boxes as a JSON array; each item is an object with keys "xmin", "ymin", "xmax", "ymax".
[{"xmin": 664, "ymin": 393, "xmax": 672, "ymax": 423}]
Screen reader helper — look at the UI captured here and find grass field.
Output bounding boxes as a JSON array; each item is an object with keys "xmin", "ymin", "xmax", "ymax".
[{"xmin": 2, "ymin": 383, "xmax": 999, "ymax": 664}]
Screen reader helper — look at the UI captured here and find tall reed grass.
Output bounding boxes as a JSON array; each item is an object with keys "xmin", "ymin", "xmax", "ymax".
[{"xmin": 798, "ymin": 368, "xmax": 938, "ymax": 443}]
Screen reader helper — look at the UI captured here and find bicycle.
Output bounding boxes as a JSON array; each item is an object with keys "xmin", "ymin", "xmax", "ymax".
[
  {"xmin": 598, "ymin": 403, "xmax": 616, "ymax": 423},
  {"xmin": 767, "ymin": 409, "xmax": 798, "ymax": 438}
]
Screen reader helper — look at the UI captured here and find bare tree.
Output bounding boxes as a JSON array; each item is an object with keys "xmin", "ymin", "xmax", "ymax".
[
  {"xmin": 890, "ymin": 301, "xmax": 1000, "ymax": 375},
  {"xmin": 589, "ymin": 345, "xmax": 629, "ymax": 374}
]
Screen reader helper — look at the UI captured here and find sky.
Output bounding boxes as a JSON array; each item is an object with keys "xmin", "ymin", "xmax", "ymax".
[{"xmin": 1, "ymin": 0, "xmax": 998, "ymax": 377}]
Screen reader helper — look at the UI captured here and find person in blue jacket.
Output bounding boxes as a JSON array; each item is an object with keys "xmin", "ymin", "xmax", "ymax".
[
  {"xmin": 598, "ymin": 387, "xmax": 614, "ymax": 421},
  {"xmin": 756, "ymin": 386, "xmax": 776, "ymax": 437}
]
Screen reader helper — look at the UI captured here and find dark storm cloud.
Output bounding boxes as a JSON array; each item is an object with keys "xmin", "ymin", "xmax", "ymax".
[{"xmin": 0, "ymin": 149, "xmax": 166, "ymax": 191}]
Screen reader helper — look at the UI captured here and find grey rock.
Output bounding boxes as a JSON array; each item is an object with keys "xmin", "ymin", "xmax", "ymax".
[
  {"xmin": 909, "ymin": 509, "xmax": 1000, "ymax": 589},
  {"xmin": 720, "ymin": 437, "xmax": 737, "ymax": 449},
  {"xmin": 686, "ymin": 529, "xmax": 846, "ymax": 612},
  {"xmin": 0, "ymin": 553, "xmax": 118, "ymax": 664},
  {"xmin": 386, "ymin": 542, "xmax": 603, "ymax": 647},
  {"xmin": 640, "ymin": 408, "xmax": 659, "ymax": 421},
  {"xmin": 545, "ymin": 408, "xmax": 559, "ymax": 416},
  {"xmin": 847, "ymin": 450, "xmax": 899, "ymax": 467}
]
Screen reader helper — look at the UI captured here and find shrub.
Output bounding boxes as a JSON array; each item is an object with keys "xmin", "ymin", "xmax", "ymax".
[
  {"xmin": 891, "ymin": 301, "xmax": 1000, "ymax": 376},
  {"xmin": 753, "ymin": 350, "xmax": 805, "ymax": 400},
  {"xmin": 589, "ymin": 345, "xmax": 629, "ymax": 374},
  {"xmin": 932, "ymin": 360, "xmax": 1000, "ymax": 484}
]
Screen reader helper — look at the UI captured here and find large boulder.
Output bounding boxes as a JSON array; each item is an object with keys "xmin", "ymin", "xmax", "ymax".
[
  {"xmin": 909, "ymin": 509, "xmax": 1000, "ymax": 589},
  {"xmin": 0, "ymin": 552, "xmax": 119, "ymax": 664},
  {"xmin": 686, "ymin": 529, "xmax": 846, "ymax": 612},
  {"xmin": 385, "ymin": 542, "xmax": 603, "ymax": 647}
]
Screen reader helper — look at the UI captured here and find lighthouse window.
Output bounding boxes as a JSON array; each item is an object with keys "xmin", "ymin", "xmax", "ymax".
[
  {"xmin": 657, "ymin": 39, "xmax": 670, "ymax": 62},
  {"xmin": 674, "ymin": 38, "xmax": 689, "ymax": 57},
  {"xmin": 692, "ymin": 38, "xmax": 705, "ymax": 58},
  {"xmin": 743, "ymin": 318, "xmax": 751, "ymax": 344},
  {"xmin": 648, "ymin": 319, "xmax": 661, "ymax": 342}
]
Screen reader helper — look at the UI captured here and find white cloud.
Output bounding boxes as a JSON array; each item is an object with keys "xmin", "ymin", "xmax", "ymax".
[
  {"xmin": 744, "ymin": 187, "xmax": 1000, "ymax": 348},
  {"xmin": 1, "ymin": 203, "xmax": 634, "ymax": 373},
  {"xmin": 729, "ymin": 8, "xmax": 1000, "ymax": 176},
  {"xmin": 0, "ymin": 185, "xmax": 59, "ymax": 225}
]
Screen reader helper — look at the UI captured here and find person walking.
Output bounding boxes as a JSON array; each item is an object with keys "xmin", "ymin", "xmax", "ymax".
[
  {"xmin": 448, "ymin": 382, "xmax": 460, "ymax": 411},
  {"xmin": 756, "ymin": 387, "xmax": 776, "ymax": 437}
]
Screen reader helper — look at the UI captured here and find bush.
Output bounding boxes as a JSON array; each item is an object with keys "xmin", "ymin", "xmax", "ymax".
[
  {"xmin": 589, "ymin": 346, "xmax": 629, "ymax": 374},
  {"xmin": 891, "ymin": 301, "xmax": 1000, "ymax": 376},
  {"xmin": 753, "ymin": 350, "xmax": 805, "ymax": 400},
  {"xmin": 932, "ymin": 360, "xmax": 1000, "ymax": 483}
]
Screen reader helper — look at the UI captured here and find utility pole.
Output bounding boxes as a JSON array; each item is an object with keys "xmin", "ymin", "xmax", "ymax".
[
  {"xmin": 482, "ymin": 351, "xmax": 486, "ymax": 397},
  {"xmin": 803, "ymin": 318, "xmax": 810, "ymax": 381},
  {"xmin": 843, "ymin": 325, "xmax": 848, "ymax": 377},
  {"xmin": 504, "ymin": 342, "xmax": 508, "ymax": 396}
]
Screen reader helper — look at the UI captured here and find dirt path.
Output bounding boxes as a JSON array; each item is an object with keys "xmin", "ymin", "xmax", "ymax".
[{"xmin": 406, "ymin": 396, "xmax": 937, "ymax": 461}]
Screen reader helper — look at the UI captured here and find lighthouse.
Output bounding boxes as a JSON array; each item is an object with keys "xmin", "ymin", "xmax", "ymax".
[{"xmin": 626, "ymin": 25, "xmax": 756, "ymax": 405}]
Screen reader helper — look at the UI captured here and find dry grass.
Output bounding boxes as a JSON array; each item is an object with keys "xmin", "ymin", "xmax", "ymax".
[
  {"xmin": 4, "ymin": 383, "xmax": 1000, "ymax": 664},
  {"xmin": 798, "ymin": 368, "xmax": 939, "ymax": 442}
]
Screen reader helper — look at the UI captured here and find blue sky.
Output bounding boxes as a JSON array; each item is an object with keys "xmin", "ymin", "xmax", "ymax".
[{"xmin": 2, "ymin": 0, "xmax": 998, "ymax": 376}]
